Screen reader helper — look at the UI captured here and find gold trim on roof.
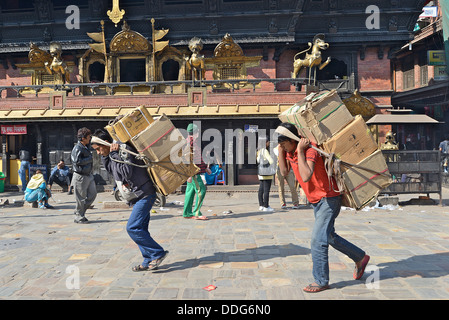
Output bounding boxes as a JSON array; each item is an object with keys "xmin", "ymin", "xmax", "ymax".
[
  {"xmin": 110, "ymin": 21, "xmax": 151, "ymax": 53},
  {"xmin": 0, "ymin": 104, "xmax": 292, "ymax": 120},
  {"xmin": 213, "ymin": 33, "xmax": 243, "ymax": 57}
]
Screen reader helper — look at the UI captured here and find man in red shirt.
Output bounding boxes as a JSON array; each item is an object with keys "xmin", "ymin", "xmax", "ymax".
[{"xmin": 277, "ymin": 122, "xmax": 370, "ymax": 293}]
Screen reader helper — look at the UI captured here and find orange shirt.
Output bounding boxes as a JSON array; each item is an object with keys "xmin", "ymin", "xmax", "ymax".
[{"xmin": 286, "ymin": 145, "xmax": 340, "ymax": 203}]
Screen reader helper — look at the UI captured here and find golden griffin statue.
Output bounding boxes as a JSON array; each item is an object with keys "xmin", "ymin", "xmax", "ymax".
[
  {"xmin": 44, "ymin": 42, "xmax": 71, "ymax": 84},
  {"xmin": 292, "ymin": 34, "xmax": 331, "ymax": 84},
  {"xmin": 185, "ymin": 37, "xmax": 205, "ymax": 82}
]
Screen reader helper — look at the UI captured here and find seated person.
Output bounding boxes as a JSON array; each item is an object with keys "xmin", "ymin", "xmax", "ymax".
[
  {"xmin": 24, "ymin": 169, "xmax": 53, "ymax": 209},
  {"xmin": 48, "ymin": 159, "xmax": 73, "ymax": 194}
]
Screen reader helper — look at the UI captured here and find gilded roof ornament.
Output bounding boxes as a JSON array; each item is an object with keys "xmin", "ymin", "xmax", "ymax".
[{"xmin": 107, "ymin": 0, "xmax": 125, "ymax": 27}]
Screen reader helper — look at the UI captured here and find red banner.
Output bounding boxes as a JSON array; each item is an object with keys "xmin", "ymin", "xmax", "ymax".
[{"xmin": 1, "ymin": 125, "xmax": 27, "ymax": 135}]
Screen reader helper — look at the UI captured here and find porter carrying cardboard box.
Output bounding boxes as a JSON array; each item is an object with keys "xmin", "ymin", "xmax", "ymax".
[
  {"xmin": 278, "ymin": 90, "xmax": 353, "ymax": 145},
  {"xmin": 321, "ymin": 115, "xmax": 378, "ymax": 168},
  {"xmin": 104, "ymin": 106, "xmax": 197, "ymax": 196},
  {"xmin": 131, "ymin": 114, "xmax": 186, "ymax": 162}
]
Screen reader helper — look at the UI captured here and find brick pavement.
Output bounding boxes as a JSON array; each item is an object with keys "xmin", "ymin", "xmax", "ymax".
[{"xmin": 1, "ymin": 187, "xmax": 449, "ymax": 300}]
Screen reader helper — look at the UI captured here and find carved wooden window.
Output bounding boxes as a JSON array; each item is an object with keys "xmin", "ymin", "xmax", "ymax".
[
  {"xmin": 418, "ymin": 53, "xmax": 428, "ymax": 86},
  {"xmin": 402, "ymin": 55, "xmax": 415, "ymax": 90},
  {"xmin": 220, "ymin": 67, "xmax": 239, "ymax": 80}
]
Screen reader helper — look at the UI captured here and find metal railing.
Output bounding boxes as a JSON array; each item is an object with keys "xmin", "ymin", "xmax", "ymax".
[
  {"xmin": 0, "ymin": 78, "xmax": 351, "ymax": 98},
  {"xmin": 381, "ymin": 150, "xmax": 442, "ymax": 205}
]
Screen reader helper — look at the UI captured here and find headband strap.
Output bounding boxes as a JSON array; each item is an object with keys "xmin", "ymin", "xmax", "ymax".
[
  {"xmin": 275, "ymin": 126, "xmax": 301, "ymax": 142},
  {"xmin": 91, "ymin": 136, "xmax": 111, "ymax": 147}
]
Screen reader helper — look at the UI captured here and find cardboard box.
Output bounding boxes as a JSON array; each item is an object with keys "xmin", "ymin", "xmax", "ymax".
[
  {"xmin": 111, "ymin": 106, "xmax": 154, "ymax": 143},
  {"xmin": 322, "ymin": 115, "xmax": 378, "ymax": 167},
  {"xmin": 148, "ymin": 153, "xmax": 199, "ymax": 196},
  {"xmin": 131, "ymin": 114, "xmax": 186, "ymax": 162},
  {"xmin": 279, "ymin": 90, "xmax": 353, "ymax": 145},
  {"xmin": 342, "ymin": 150, "xmax": 392, "ymax": 210},
  {"xmin": 105, "ymin": 124, "xmax": 119, "ymax": 142}
]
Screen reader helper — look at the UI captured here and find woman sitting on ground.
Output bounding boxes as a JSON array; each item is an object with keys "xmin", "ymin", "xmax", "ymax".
[{"xmin": 24, "ymin": 169, "xmax": 53, "ymax": 209}]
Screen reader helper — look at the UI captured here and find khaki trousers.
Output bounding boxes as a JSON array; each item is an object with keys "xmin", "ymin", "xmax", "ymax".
[{"xmin": 276, "ymin": 167, "xmax": 299, "ymax": 206}]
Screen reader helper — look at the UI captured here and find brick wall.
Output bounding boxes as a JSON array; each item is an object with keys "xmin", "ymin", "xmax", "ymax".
[
  {"xmin": 357, "ymin": 47, "xmax": 392, "ymax": 91},
  {"xmin": 0, "ymin": 57, "xmax": 30, "ymax": 98}
]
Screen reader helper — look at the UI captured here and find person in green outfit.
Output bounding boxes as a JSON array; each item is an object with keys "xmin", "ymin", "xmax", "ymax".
[{"xmin": 183, "ymin": 123, "xmax": 211, "ymax": 220}]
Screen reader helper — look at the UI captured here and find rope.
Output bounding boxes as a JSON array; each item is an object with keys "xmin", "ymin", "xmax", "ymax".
[{"xmin": 91, "ymin": 135, "xmax": 196, "ymax": 178}]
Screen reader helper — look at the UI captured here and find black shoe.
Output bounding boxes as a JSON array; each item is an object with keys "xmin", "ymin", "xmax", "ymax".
[{"xmin": 74, "ymin": 215, "xmax": 88, "ymax": 224}]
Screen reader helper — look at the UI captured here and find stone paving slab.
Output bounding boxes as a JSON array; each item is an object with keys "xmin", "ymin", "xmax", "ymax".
[{"xmin": 0, "ymin": 188, "xmax": 449, "ymax": 301}]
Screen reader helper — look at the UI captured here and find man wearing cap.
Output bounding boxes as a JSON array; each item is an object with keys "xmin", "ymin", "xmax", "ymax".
[
  {"xmin": 277, "ymin": 122, "xmax": 369, "ymax": 293},
  {"xmin": 91, "ymin": 129, "xmax": 168, "ymax": 272},
  {"xmin": 183, "ymin": 123, "xmax": 211, "ymax": 220}
]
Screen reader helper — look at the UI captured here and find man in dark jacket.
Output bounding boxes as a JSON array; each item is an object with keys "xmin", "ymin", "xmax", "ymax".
[
  {"xmin": 71, "ymin": 127, "xmax": 97, "ymax": 223},
  {"xmin": 91, "ymin": 129, "xmax": 168, "ymax": 272}
]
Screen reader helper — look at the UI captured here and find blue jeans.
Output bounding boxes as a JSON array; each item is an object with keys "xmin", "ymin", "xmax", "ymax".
[
  {"xmin": 127, "ymin": 194, "xmax": 165, "ymax": 268},
  {"xmin": 311, "ymin": 196, "xmax": 365, "ymax": 286},
  {"xmin": 18, "ymin": 161, "xmax": 30, "ymax": 192}
]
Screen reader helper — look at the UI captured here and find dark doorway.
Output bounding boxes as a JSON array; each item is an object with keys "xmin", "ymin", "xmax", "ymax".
[
  {"xmin": 120, "ymin": 59, "xmax": 146, "ymax": 82},
  {"xmin": 162, "ymin": 59, "xmax": 180, "ymax": 81},
  {"xmin": 88, "ymin": 62, "xmax": 105, "ymax": 82},
  {"xmin": 316, "ymin": 58, "xmax": 348, "ymax": 80}
]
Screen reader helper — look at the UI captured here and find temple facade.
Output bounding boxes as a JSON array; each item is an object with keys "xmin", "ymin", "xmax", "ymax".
[{"xmin": 0, "ymin": 0, "xmax": 443, "ymax": 188}]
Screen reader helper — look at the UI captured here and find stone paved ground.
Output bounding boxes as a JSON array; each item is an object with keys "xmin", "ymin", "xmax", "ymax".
[{"xmin": 1, "ymin": 187, "xmax": 449, "ymax": 300}]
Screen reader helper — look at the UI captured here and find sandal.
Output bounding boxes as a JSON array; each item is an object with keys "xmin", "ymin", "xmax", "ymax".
[
  {"xmin": 192, "ymin": 216, "xmax": 208, "ymax": 220},
  {"xmin": 132, "ymin": 265, "xmax": 149, "ymax": 272},
  {"xmin": 353, "ymin": 255, "xmax": 370, "ymax": 280},
  {"xmin": 303, "ymin": 283, "xmax": 330, "ymax": 293},
  {"xmin": 148, "ymin": 250, "xmax": 169, "ymax": 271}
]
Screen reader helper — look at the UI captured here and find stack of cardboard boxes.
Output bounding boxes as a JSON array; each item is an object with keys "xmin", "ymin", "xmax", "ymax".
[
  {"xmin": 105, "ymin": 106, "xmax": 199, "ymax": 196},
  {"xmin": 279, "ymin": 90, "xmax": 392, "ymax": 210}
]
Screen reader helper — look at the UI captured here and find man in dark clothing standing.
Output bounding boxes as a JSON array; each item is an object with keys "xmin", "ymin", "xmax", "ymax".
[
  {"xmin": 71, "ymin": 127, "xmax": 97, "ymax": 224},
  {"xmin": 91, "ymin": 129, "xmax": 168, "ymax": 272}
]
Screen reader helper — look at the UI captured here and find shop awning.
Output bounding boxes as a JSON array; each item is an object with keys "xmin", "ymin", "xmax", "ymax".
[{"xmin": 366, "ymin": 114, "xmax": 442, "ymax": 124}]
